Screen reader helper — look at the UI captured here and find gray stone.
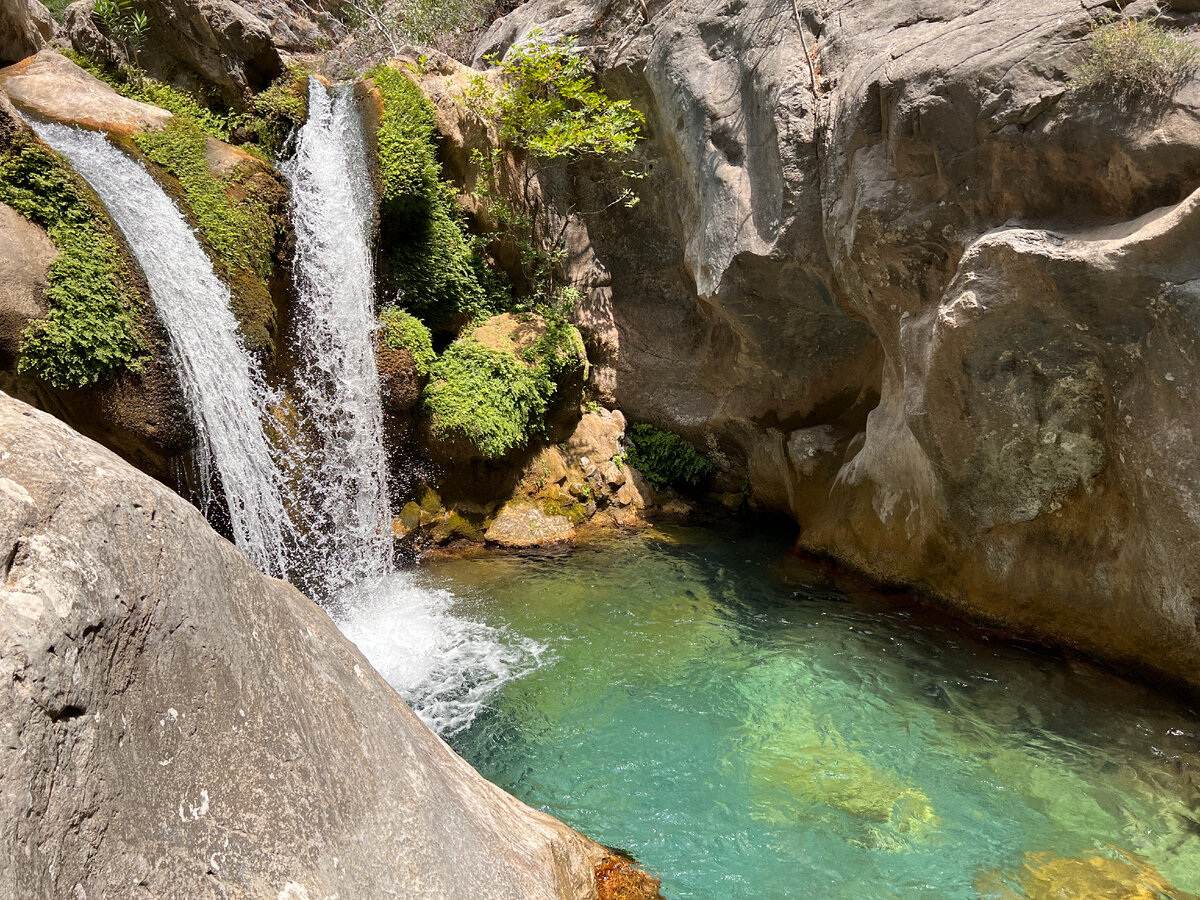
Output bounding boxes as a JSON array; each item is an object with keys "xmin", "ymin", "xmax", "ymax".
[
  {"xmin": 0, "ymin": 392, "xmax": 608, "ymax": 899},
  {"xmin": 485, "ymin": 501, "xmax": 575, "ymax": 547},
  {"xmin": 0, "ymin": 0, "xmax": 54, "ymax": 66}
]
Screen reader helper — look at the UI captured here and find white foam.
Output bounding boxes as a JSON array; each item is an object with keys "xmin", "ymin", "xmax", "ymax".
[{"xmin": 337, "ymin": 572, "xmax": 547, "ymax": 736}]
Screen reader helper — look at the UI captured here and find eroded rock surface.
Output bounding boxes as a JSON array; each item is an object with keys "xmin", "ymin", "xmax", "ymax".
[
  {"xmin": 475, "ymin": 0, "xmax": 1200, "ymax": 692},
  {"xmin": 0, "ymin": 392, "xmax": 609, "ymax": 899},
  {"xmin": 0, "ymin": 0, "xmax": 54, "ymax": 66}
]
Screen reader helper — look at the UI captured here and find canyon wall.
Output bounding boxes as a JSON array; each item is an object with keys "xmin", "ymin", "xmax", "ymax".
[{"xmin": 476, "ymin": 0, "xmax": 1200, "ymax": 692}]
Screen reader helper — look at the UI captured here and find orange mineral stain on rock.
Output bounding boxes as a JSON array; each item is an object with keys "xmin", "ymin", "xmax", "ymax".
[{"xmin": 594, "ymin": 854, "xmax": 664, "ymax": 900}]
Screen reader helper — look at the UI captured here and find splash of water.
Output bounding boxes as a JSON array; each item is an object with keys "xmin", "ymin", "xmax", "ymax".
[
  {"xmin": 280, "ymin": 81, "xmax": 541, "ymax": 734},
  {"xmin": 32, "ymin": 121, "xmax": 292, "ymax": 577},
  {"xmin": 279, "ymin": 79, "xmax": 392, "ymax": 599},
  {"xmin": 338, "ymin": 571, "xmax": 547, "ymax": 736}
]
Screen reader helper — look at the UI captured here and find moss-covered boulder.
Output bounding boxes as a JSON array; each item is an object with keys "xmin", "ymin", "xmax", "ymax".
[{"xmin": 421, "ymin": 312, "xmax": 587, "ymax": 462}]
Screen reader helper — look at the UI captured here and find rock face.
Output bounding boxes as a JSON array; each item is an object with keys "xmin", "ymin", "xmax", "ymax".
[
  {"xmin": 0, "ymin": 0, "xmax": 54, "ymax": 66},
  {"xmin": 63, "ymin": 0, "xmax": 345, "ymax": 104},
  {"xmin": 0, "ymin": 200, "xmax": 53, "ymax": 367},
  {"xmin": 475, "ymin": 0, "xmax": 1200, "ymax": 693},
  {"xmin": 0, "ymin": 49, "xmax": 172, "ymax": 134},
  {"xmin": 0, "ymin": 391, "xmax": 610, "ymax": 899}
]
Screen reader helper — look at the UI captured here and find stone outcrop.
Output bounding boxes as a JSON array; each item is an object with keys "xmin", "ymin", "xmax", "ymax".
[
  {"xmin": 0, "ymin": 200, "xmax": 54, "ymax": 367},
  {"xmin": 473, "ymin": 0, "xmax": 1200, "ymax": 693},
  {"xmin": 0, "ymin": 391, "xmax": 613, "ymax": 899},
  {"xmin": 63, "ymin": 0, "xmax": 345, "ymax": 104},
  {"xmin": 0, "ymin": 0, "xmax": 54, "ymax": 66},
  {"xmin": 0, "ymin": 49, "xmax": 172, "ymax": 134}
]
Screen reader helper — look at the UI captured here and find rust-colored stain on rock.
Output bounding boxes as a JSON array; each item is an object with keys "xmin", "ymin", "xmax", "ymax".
[{"xmin": 594, "ymin": 854, "xmax": 664, "ymax": 900}]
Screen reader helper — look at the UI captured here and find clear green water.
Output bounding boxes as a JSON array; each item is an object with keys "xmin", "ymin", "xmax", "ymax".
[{"xmin": 426, "ymin": 523, "xmax": 1200, "ymax": 899}]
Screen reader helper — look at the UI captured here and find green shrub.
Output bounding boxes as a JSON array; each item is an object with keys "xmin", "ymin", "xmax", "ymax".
[
  {"xmin": 423, "ymin": 339, "xmax": 555, "ymax": 458},
  {"xmin": 1073, "ymin": 14, "xmax": 1198, "ymax": 100},
  {"xmin": 133, "ymin": 118, "xmax": 281, "ymax": 350},
  {"xmin": 422, "ymin": 317, "xmax": 583, "ymax": 458},
  {"xmin": 379, "ymin": 307, "xmax": 435, "ymax": 374},
  {"xmin": 625, "ymin": 424, "xmax": 714, "ymax": 492},
  {"xmin": 469, "ymin": 31, "xmax": 644, "ymax": 159},
  {"xmin": 0, "ymin": 130, "xmax": 146, "ymax": 388},
  {"xmin": 367, "ymin": 64, "xmax": 501, "ymax": 328}
]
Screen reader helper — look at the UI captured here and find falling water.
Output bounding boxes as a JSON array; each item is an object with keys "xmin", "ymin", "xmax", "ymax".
[
  {"xmin": 32, "ymin": 121, "xmax": 292, "ymax": 577},
  {"xmin": 280, "ymin": 81, "xmax": 540, "ymax": 734},
  {"xmin": 280, "ymin": 79, "xmax": 392, "ymax": 599}
]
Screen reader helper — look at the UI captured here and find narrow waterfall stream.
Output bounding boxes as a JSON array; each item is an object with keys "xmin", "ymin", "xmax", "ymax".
[
  {"xmin": 31, "ymin": 121, "xmax": 293, "ymax": 578},
  {"xmin": 279, "ymin": 79, "xmax": 392, "ymax": 598},
  {"xmin": 278, "ymin": 81, "xmax": 542, "ymax": 734}
]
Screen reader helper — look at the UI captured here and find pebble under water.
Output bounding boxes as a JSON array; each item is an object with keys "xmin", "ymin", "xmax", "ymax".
[{"xmin": 411, "ymin": 522, "xmax": 1200, "ymax": 899}]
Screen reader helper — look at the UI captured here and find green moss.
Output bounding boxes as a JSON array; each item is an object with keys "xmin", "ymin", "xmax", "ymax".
[
  {"xmin": 539, "ymin": 497, "xmax": 587, "ymax": 526},
  {"xmin": 65, "ymin": 50, "xmax": 310, "ymax": 156},
  {"xmin": 0, "ymin": 126, "xmax": 146, "ymax": 388},
  {"xmin": 423, "ymin": 338, "xmax": 554, "ymax": 458},
  {"xmin": 133, "ymin": 118, "xmax": 281, "ymax": 350},
  {"xmin": 625, "ymin": 424, "xmax": 714, "ymax": 492},
  {"xmin": 379, "ymin": 307, "xmax": 435, "ymax": 374},
  {"xmin": 367, "ymin": 64, "xmax": 502, "ymax": 328}
]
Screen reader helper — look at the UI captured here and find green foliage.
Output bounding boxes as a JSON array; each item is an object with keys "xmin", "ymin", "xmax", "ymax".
[
  {"xmin": 92, "ymin": 0, "xmax": 150, "ymax": 70},
  {"xmin": 133, "ymin": 118, "xmax": 275, "ymax": 282},
  {"xmin": 368, "ymin": 64, "xmax": 500, "ymax": 328},
  {"xmin": 379, "ymin": 307, "xmax": 435, "ymax": 374},
  {"xmin": 1073, "ymin": 12, "xmax": 1198, "ymax": 100},
  {"xmin": 469, "ymin": 31, "xmax": 644, "ymax": 159},
  {"xmin": 339, "ymin": 0, "xmax": 496, "ymax": 60},
  {"xmin": 243, "ymin": 70, "xmax": 311, "ymax": 155},
  {"xmin": 464, "ymin": 33, "xmax": 644, "ymax": 307},
  {"xmin": 422, "ymin": 316, "xmax": 584, "ymax": 459},
  {"xmin": 0, "ymin": 131, "xmax": 145, "ymax": 388},
  {"xmin": 423, "ymin": 339, "xmax": 555, "ymax": 458},
  {"xmin": 625, "ymin": 424, "xmax": 714, "ymax": 492},
  {"xmin": 44, "ymin": 0, "xmax": 73, "ymax": 23}
]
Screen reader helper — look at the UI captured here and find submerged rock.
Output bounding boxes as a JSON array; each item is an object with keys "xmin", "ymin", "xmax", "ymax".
[{"xmin": 0, "ymin": 392, "xmax": 612, "ymax": 899}]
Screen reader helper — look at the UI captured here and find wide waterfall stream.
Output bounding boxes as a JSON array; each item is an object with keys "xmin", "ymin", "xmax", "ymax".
[{"xmin": 31, "ymin": 121, "xmax": 293, "ymax": 578}]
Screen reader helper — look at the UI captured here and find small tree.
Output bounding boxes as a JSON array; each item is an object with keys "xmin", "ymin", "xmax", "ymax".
[
  {"xmin": 92, "ymin": 0, "xmax": 150, "ymax": 77},
  {"xmin": 463, "ymin": 31, "xmax": 645, "ymax": 310}
]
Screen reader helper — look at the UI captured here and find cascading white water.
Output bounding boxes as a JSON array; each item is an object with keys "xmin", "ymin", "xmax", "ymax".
[
  {"xmin": 280, "ymin": 79, "xmax": 392, "ymax": 598},
  {"xmin": 281, "ymin": 81, "xmax": 541, "ymax": 735},
  {"xmin": 32, "ymin": 121, "xmax": 292, "ymax": 578}
]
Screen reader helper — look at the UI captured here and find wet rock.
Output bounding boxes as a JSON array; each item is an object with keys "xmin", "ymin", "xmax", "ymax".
[
  {"xmin": 0, "ymin": 392, "xmax": 609, "ymax": 898},
  {"xmin": 485, "ymin": 500, "xmax": 576, "ymax": 547},
  {"xmin": 0, "ymin": 49, "xmax": 171, "ymax": 134},
  {"xmin": 376, "ymin": 342, "xmax": 424, "ymax": 412}
]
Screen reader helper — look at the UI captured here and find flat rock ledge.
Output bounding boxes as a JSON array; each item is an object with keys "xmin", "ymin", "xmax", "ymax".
[{"xmin": 0, "ymin": 391, "xmax": 618, "ymax": 899}]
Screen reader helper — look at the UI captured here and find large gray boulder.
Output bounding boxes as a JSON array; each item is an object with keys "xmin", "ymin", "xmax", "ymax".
[
  {"xmin": 0, "ymin": 392, "xmax": 611, "ymax": 898},
  {"xmin": 475, "ymin": 0, "xmax": 1200, "ymax": 693},
  {"xmin": 0, "ymin": 0, "xmax": 54, "ymax": 66}
]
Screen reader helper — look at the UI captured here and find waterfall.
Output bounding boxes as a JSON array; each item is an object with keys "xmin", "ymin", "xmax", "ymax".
[
  {"xmin": 279, "ymin": 79, "xmax": 392, "ymax": 599},
  {"xmin": 31, "ymin": 121, "xmax": 292, "ymax": 578}
]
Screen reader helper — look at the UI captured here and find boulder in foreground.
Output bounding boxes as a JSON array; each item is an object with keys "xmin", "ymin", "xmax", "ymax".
[{"xmin": 0, "ymin": 392, "xmax": 618, "ymax": 898}]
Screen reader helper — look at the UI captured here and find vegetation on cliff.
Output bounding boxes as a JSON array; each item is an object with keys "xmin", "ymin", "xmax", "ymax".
[
  {"xmin": 379, "ymin": 306, "xmax": 435, "ymax": 374},
  {"xmin": 423, "ymin": 315, "xmax": 584, "ymax": 458},
  {"xmin": 625, "ymin": 424, "xmax": 713, "ymax": 492},
  {"xmin": 1073, "ymin": 11, "xmax": 1198, "ymax": 100},
  {"xmin": 368, "ymin": 63, "xmax": 502, "ymax": 330},
  {"xmin": 132, "ymin": 118, "xmax": 284, "ymax": 352},
  {"xmin": 0, "ymin": 125, "xmax": 145, "ymax": 388}
]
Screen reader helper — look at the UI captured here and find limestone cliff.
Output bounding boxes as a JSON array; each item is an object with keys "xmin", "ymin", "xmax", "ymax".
[{"xmin": 474, "ymin": 0, "xmax": 1200, "ymax": 693}]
